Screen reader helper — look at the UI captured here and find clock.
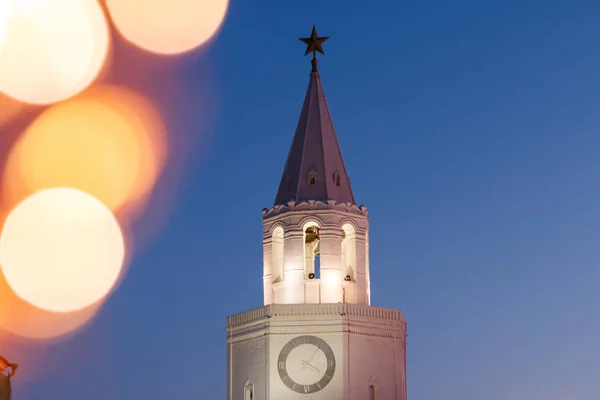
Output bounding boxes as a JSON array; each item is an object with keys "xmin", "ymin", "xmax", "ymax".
[{"xmin": 277, "ymin": 335, "xmax": 336, "ymax": 394}]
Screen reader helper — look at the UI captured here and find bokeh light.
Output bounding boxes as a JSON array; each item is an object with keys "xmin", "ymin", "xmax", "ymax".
[
  {"xmin": 0, "ymin": 268, "xmax": 102, "ymax": 339},
  {"xmin": 0, "ymin": 92, "xmax": 26, "ymax": 128},
  {"xmin": 0, "ymin": 0, "xmax": 110, "ymax": 105},
  {"xmin": 0, "ymin": 188, "xmax": 125, "ymax": 313},
  {"xmin": 0, "ymin": 1, "xmax": 9, "ymax": 50},
  {"xmin": 106, "ymin": 0, "xmax": 229, "ymax": 55},
  {"xmin": 2, "ymin": 85, "xmax": 168, "ymax": 219}
]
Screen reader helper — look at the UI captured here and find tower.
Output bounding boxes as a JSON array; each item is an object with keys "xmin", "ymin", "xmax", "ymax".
[{"xmin": 226, "ymin": 27, "xmax": 407, "ymax": 400}]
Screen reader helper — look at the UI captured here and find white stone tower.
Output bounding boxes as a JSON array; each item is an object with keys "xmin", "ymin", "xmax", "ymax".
[{"xmin": 226, "ymin": 26, "xmax": 407, "ymax": 400}]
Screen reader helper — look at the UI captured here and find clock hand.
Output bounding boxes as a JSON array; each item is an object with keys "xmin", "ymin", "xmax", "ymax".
[
  {"xmin": 306, "ymin": 347, "xmax": 320, "ymax": 364},
  {"xmin": 300, "ymin": 359, "xmax": 320, "ymax": 373},
  {"xmin": 301, "ymin": 350, "xmax": 319, "ymax": 371},
  {"xmin": 301, "ymin": 346, "xmax": 322, "ymax": 372}
]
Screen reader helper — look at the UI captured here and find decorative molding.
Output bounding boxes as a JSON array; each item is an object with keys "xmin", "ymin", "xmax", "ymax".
[
  {"xmin": 226, "ymin": 304, "xmax": 406, "ymax": 344},
  {"xmin": 268, "ymin": 222, "xmax": 286, "ymax": 235},
  {"xmin": 347, "ymin": 326, "xmax": 401, "ymax": 339},
  {"xmin": 263, "ymin": 210, "xmax": 369, "ymax": 238},
  {"xmin": 228, "ymin": 329, "xmax": 267, "ymax": 344},
  {"xmin": 338, "ymin": 218, "xmax": 360, "ymax": 231},
  {"xmin": 228, "ymin": 324, "xmax": 406, "ymax": 344},
  {"xmin": 262, "ymin": 200, "xmax": 368, "ymax": 220},
  {"xmin": 299, "ymin": 216, "xmax": 324, "ymax": 230},
  {"xmin": 227, "ymin": 304, "xmax": 403, "ymax": 326}
]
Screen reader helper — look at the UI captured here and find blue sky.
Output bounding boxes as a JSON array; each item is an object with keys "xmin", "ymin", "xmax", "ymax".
[{"xmin": 8, "ymin": 0, "xmax": 600, "ymax": 398}]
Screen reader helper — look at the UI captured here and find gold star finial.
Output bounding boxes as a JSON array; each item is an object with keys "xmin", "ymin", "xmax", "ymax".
[{"xmin": 299, "ymin": 25, "xmax": 329, "ymax": 72}]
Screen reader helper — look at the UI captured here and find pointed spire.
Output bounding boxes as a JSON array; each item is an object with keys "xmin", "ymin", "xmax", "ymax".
[{"xmin": 274, "ymin": 27, "xmax": 355, "ymax": 207}]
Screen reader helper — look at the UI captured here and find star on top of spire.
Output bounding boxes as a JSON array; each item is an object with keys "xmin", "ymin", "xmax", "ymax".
[{"xmin": 299, "ymin": 25, "xmax": 329, "ymax": 72}]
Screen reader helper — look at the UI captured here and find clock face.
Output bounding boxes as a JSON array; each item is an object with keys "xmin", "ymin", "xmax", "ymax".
[{"xmin": 277, "ymin": 335, "xmax": 336, "ymax": 394}]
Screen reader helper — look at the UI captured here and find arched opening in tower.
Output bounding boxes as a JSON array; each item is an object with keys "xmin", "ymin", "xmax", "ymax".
[
  {"xmin": 271, "ymin": 226, "xmax": 284, "ymax": 283},
  {"xmin": 304, "ymin": 226, "xmax": 320, "ymax": 279},
  {"xmin": 341, "ymin": 223, "xmax": 356, "ymax": 282}
]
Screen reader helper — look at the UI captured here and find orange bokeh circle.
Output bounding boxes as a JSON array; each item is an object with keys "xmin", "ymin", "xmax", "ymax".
[
  {"xmin": 1, "ymin": 85, "xmax": 168, "ymax": 220},
  {"xmin": 0, "ymin": 269, "xmax": 103, "ymax": 340}
]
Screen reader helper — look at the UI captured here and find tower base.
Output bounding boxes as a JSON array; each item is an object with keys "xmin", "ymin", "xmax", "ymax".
[{"xmin": 226, "ymin": 303, "xmax": 407, "ymax": 400}]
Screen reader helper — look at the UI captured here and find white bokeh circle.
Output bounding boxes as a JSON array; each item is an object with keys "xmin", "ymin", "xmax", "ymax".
[{"xmin": 0, "ymin": 188, "xmax": 125, "ymax": 312}]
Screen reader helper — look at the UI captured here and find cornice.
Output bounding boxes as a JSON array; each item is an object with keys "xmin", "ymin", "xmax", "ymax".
[
  {"xmin": 262, "ymin": 200, "xmax": 368, "ymax": 221},
  {"xmin": 226, "ymin": 304, "xmax": 406, "ymax": 343}
]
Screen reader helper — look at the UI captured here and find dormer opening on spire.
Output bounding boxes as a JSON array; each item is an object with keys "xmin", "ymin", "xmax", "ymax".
[
  {"xmin": 308, "ymin": 170, "xmax": 317, "ymax": 185},
  {"xmin": 243, "ymin": 379, "xmax": 254, "ymax": 400}
]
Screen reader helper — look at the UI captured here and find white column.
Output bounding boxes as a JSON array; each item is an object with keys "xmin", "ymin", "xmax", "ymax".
[
  {"xmin": 355, "ymin": 234, "xmax": 368, "ymax": 305},
  {"xmin": 320, "ymin": 226, "xmax": 343, "ymax": 303},
  {"xmin": 283, "ymin": 230, "xmax": 305, "ymax": 303}
]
